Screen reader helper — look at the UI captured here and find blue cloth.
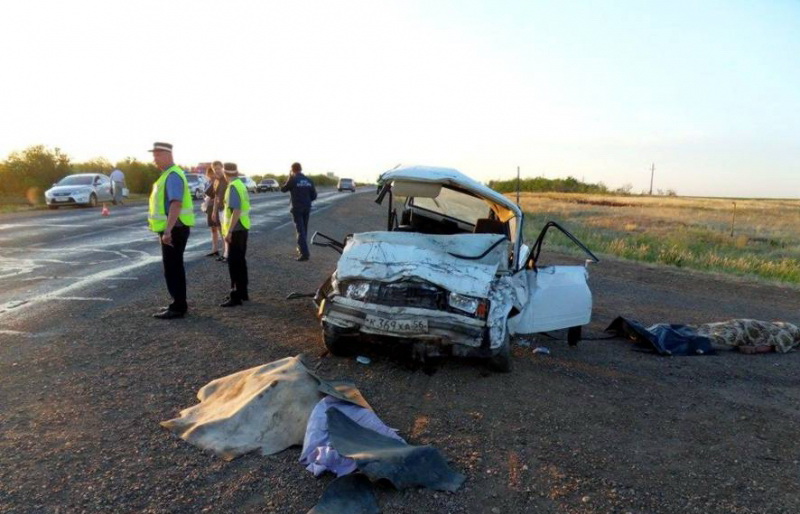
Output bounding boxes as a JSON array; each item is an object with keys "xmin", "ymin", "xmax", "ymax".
[
  {"xmin": 281, "ymin": 173, "xmax": 317, "ymax": 212},
  {"xmin": 606, "ymin": 316, "xmax": 716, "ymax": 356},
  {"xmin": 227, "ymin": 179, "xmax": 245, "ymax": 231},
  {"xmin": 164, "ymin": 171, "xmax": 185, "ymax": 215},
  {"xmin": 228, "ymin": 179, "xmax": 241, "ymax": 209}
]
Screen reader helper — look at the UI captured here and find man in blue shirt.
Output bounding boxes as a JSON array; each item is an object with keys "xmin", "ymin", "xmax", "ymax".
[
  {"xmin": 148, "ymin": 142, "xmax": 193, "ymax": 319},
  {"xmin": 281, "ymin": 162, "xmax": 317, "ymax": 261}
]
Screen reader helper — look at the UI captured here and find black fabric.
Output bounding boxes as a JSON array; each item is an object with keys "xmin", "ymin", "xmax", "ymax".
[
  {"xmin": 292, "ymin": 210, "xmax": 310, "ymax": 258},
  {"xmin": 160, "ymin": 226, "xmax": 190, "ymax": 313},
  {"xmin": 227, "ymin": 229, "xmax": 248, "ymax": 300},
  {"xmin": 307, "ymin": 474, "xmax": 379, "ymax": 514},
  {"xmin": 605, "ymin": 316, "xmax": 716, "ymax": 356},
  {"xmin": 281, "ymin": 173, "xmax": 317, "ymax": 211},
  {"xmin": 326, "ymin": 408, "xmax": 465, "ymax": 492}
]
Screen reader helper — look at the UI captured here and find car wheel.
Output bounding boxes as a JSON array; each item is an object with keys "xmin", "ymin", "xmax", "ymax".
[
  {"xmin": 567, "ymin": 326, "xmax": 582, "ymax": 347},
  {"xmin": 487, "ymin": 332, "xmax": 512, "ymax": 372},
  {"xmin": 88, "ymin": 194, "xmax": 97, "ymax": 208},
  {"xmin": 323, "ymin": 326, "xmax": 356, "ymax": 357},
  {"xmin": 195, "ymin": 189, "xmax": 204, "ymax": 200}
]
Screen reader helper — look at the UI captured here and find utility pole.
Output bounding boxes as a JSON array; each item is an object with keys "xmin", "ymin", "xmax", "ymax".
[
  {"xmin": 516, "ymin": 166, "xmax": 520, "ymax": 205},
  {"xmin": 649, "ymin": 163, "xmax": 655, "ymax": 195}
]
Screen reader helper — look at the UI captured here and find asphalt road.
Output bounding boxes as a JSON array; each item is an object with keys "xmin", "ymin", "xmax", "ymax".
[
  {"xmin": 1, "ymin": 191, "xmax": 799, "ymax": 513},
  {"xmin": 0, "ymin": 188, "xmax": 361, "ymax": 328}
]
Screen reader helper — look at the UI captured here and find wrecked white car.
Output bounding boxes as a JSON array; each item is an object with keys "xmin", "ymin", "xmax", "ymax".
[{"xmin": 311, "ymin": 165, "xmax": 598, "ymax": 371}]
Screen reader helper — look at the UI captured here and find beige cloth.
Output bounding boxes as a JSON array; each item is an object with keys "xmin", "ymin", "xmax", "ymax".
[
  {"xmin": 695, "ymin": 319, "xmax": 800, "ymax": 354},
  {"xmin": 161, "ymin": 355, "xmax": 369, "ymax": 460}
]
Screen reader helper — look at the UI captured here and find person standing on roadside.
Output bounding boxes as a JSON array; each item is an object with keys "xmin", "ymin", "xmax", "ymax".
[
  {"xmin": 203, "ymin": 165, "xmax": 221, "ymax": 257},
  {"xmin": 212, "ymin": 160, "xmax": 229, "ymax": 263},
  {"xmin": 147, "ymin": 142, "xmax": 195, "ymax": 319},
  {"xmin": 220, "ymin": 162, "xmax": 250, "ymax": 307},
  {"xmin": 110, "ymin": 167, "xmax": 126, "ymax": 205},
  {"xmin": 281, "ymin": 162, "xmax": 317, "ymax": 261}
]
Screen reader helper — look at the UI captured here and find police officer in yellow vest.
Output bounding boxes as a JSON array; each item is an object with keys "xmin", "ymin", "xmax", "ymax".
[
  {"xmin": 148, "ymin": 142, "xmax": 195, "ymax": 319},
  {"xmin": 220, "ymin": 162, "xmax": 250, "ymax": 307}
]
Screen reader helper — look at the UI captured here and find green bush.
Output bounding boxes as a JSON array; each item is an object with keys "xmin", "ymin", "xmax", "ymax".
[
  {"xmin": 0, "ymin": 145, "xmax": 71, "ymax": 196},
  {"xmin": 489, "ymin": 176, "xmax": 609, "ymax": 194}
]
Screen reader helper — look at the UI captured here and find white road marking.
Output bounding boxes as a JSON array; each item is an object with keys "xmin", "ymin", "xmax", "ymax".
[
  {"xmin": 46, "ymin": 296, "xmax": 113, "ymax": 301},
  {"xmin": 0, "ymin": 191, "xmax": 365, "ymax": 320}
]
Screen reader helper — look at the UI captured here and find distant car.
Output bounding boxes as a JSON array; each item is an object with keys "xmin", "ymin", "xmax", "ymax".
[
  {"xmin": 242, "ymin": 176, "xmax": 258, "ymax": 194},
  {"xmin": 338, "ymin": 178, "xmax": 356, "ymax": 192},
  {"xmin": 185, "ymin": 173, "xmax": 208, "ymax": 200},
  {"xmin": 258, "ymin": 179, "xmax": 280, "ymax": 192},
  {"xmin": 44, "ymin": 173, "xmax": 114, "ymax": 209}
]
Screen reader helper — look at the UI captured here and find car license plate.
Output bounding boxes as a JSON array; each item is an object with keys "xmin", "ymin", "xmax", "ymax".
[
  {"xmin": 364, "ymin": 315, "xmax": 428, "ymax": 334},
  {"xmin": 54, "ymin": 198, "xmax": 67, "ymax": 202}
]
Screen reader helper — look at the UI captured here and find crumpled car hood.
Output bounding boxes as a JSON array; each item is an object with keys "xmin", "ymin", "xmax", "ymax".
[{"xmin": 335, "ymin": 232, "xmax": 508, "ymax": 298}]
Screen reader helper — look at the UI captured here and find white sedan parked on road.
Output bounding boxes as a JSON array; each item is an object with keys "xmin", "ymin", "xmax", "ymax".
[{"xmin": 44, "ymin": 173, "xmax": 114, "ymax": 209}]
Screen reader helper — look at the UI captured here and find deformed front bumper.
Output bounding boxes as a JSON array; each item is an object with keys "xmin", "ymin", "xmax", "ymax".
[{"xmin": 320, "ymin": 296, "xmax": 495, "ymax": 357}]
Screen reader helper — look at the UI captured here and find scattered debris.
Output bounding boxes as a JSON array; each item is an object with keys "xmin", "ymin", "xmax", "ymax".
[
  {"xmin": 356, "ymin": 355, "xmax": 371, "ymax": 365},
  {"xmin": 532, "ymin": 346, "xmax": 551, "ymax": 355}
]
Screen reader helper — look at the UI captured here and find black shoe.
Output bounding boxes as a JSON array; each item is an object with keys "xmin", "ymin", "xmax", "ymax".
[
  {"xmin": 217, "ymin": 256, "xmax": 227, "ymax": 262},
  {"xmin": 240, "ymin": 293, "xmax": 250, "ymax": 301},
  {"xmin": 296, "ymin": 255, "xmax": 309, "ymax": 261},
  {"xmin": 153, "ymin": 309, "xmax": 186, "ymax": 319},
  {"xmin": 206, "ymin": 251, "xmax": 219, "ymax": 257},
  {"xmin": 220, "ymin": 298, "xmax": 242, "ymax": 307}
]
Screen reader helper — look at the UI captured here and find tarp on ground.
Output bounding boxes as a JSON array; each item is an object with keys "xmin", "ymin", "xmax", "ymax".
[
  {"xmin": 696, "ymin": 319, "xmax": 800, "ymax": 353},
  {"xmin": 160, "ymin": 355, "xmax": 369, "ymax": 460},
  {"xmin": 327, "ymin": 408, "xmax": 466, "ymax": 492}
]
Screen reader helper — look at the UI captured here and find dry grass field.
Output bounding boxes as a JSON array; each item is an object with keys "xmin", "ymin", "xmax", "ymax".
[{"xmin": 517, "ymin": 192, "xmax": 800, "ymax": 284}]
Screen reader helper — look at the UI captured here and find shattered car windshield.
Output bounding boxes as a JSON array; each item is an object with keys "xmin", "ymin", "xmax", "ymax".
[{"xmin": 411, "ymin": 187, "xmax": 491, "ymax": 225}]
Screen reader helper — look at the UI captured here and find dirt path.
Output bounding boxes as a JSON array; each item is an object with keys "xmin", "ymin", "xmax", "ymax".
[{"xmin": 1, "ymin": 193, "xmax": 798, "ymax": 513}]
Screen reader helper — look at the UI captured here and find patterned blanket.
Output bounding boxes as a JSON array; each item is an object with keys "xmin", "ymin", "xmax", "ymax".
[{"xmin": 695, "ymin": 319, "xmax": 800, "ymax": 353}]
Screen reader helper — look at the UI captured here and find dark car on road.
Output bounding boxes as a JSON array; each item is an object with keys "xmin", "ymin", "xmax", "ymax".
[{"xmin": 258, "ymin": 179, "xmax": 280, "ymax": 192}]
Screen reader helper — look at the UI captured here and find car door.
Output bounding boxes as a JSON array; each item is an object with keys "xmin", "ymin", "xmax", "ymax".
[{"xmin": 507, "ymin": 222, "xmax": 598, "ymax": 335}]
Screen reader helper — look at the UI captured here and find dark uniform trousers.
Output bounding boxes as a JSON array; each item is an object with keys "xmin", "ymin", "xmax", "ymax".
[
  {"xmin": 160, "ymin": 225, "xmax": 190, "ymax": 313},
  {"xmin": 228, "ymin": 230, "xmax": 249, "ymax": 300},
  {"xmin": 292, "ymin": 209, "xmax": 310, "ymax": 258}
]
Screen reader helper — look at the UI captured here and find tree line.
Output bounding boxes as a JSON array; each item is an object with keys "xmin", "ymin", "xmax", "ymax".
[
  {"xmin": 0, "ymin": 145, "xmax": 341, "ymax": 203},
  {"xmin": 488, "ymin": 176, "xmax": 676, "ymax": 196}
]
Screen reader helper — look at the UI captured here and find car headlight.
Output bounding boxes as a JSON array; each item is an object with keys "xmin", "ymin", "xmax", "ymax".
[
  {"xmin": 448, "ymin": 292, "xmax": 480, "ymax": 314},
  {"xmin": 345, "ymin": 282, "xmax": 371, "ymax": 300}
]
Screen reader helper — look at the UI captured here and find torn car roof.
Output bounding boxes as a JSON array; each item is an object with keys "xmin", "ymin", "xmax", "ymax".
[{"xmin": 380, "ymin": 165, "xmax": 521, "ymax": 223}]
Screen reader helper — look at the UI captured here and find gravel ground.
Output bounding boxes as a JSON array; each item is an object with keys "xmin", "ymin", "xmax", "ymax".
[{"xmin": 1, "ymin": 193, "xmax": 799, "ymax": 513}]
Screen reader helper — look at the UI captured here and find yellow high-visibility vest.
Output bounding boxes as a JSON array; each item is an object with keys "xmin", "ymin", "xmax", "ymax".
[
  {"xmin": 148, "ymin": 165, "xmax": 196, "ymax": 232},
  {"xmin": 222, "ymin": 178, "xmax": 251, "ymax": 236}
]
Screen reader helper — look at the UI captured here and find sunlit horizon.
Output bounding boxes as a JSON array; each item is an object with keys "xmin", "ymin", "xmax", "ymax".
[{"xmin": 2, "ymin": 0, "xmax": 798, "ymax": 198}]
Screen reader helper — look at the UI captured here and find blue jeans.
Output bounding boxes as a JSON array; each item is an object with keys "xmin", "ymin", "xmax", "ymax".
[{"xmin": 292, "ymin": 210, "xmax": 310, "ymax": 257}]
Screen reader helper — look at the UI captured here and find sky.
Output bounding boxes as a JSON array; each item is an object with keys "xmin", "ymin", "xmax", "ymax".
[{"xmin": 1, "ymin": 0, "xmax": 798, "ymax": 197}]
